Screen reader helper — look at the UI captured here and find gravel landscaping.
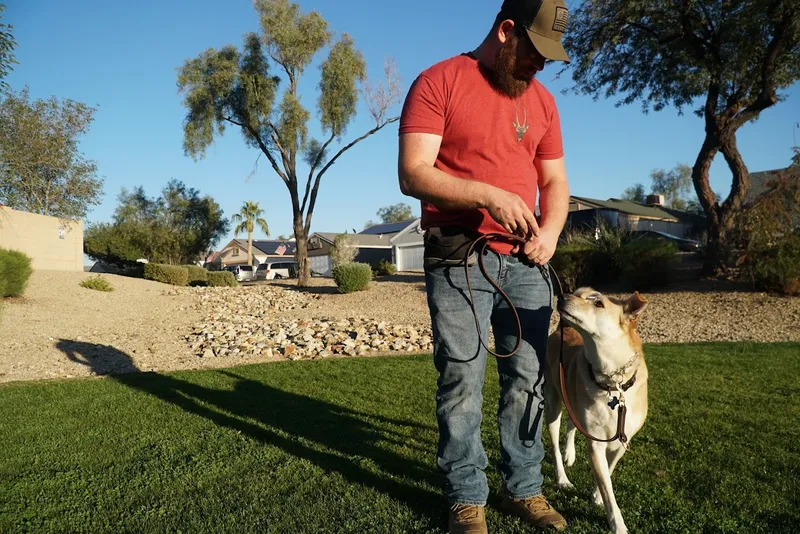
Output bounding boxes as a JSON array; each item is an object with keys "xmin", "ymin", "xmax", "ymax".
[{"xmin": 1, "ymin": 269, "xmax": 798, "ymax": 384}]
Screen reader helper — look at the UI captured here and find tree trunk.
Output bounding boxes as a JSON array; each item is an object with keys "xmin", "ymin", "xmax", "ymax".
[
  {"xmin": 692, "ymin": 124, "xmax": 752, "ymax": 276},
  {"xmin": 247, "ymin": 231, "xmax": 253, "ymax": 267},
  {"xmin": 294, "ymin": 218, "xmax": 311, "ymax": 287}
]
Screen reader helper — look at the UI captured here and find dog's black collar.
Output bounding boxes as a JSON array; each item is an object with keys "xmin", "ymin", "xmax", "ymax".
[{"xmin": 588, "ymin": 364, "xmax": 637, "ymax": 393}]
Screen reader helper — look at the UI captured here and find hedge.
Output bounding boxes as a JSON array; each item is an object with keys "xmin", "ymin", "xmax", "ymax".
[
  {"xmin": 143, "ymin": 263, "xmax": 189, "ymax": 286},
  {"xmin": 0, "ymin": 248, "xmax": 33, "ymax": 298},
  {"xmin": 207, "ymin": 271, "xmax": 237, "ymax": 287},
  {"xmin": 332, "ymin": 262, "xmax": 372, "ymax": 293},
  {"xmin": 185, "ymin": 265, "xmax": 209, "ymax": 286}
]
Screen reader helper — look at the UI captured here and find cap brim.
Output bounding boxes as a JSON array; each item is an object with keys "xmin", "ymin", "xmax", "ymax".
[{"xmin": 526, "ymin": 29, "xmax": 571, "ymax": 64}]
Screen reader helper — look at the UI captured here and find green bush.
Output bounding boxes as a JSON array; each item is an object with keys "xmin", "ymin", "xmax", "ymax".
[
  {"xmin": 372, "ymin": 259, "xmax": 396, "ymax": 276},
  {"xmin": 741, "ymin": 234, "xmax": 800, "ymax": 296},
  {"xmin": 332, "ymin": 262, "xmax": 372, "ymax": 293},
  {"xmin": 80, "ymin": 276, "xmax": 114, "ymax": 292},
  {"xmin": 143, "ymin": 263, "xmax": 189, "ymax": 286},
  {"xmin": 618, "ymin": 238, "xmax": 679, "ymax": 291},
  {"xmin": 0, "ymin": 248, "xmax": 33, "ymax": 298},
  {"xmin": 550, "ymin": 244, "xmax": 594, "ymax": 293},
  {"xmin": 185, "ymin": 265, "xmax": 209, "ymax": 286},
  {"xmin": 207, "ymin": 271, "xmax": 237, "ymax": 287}
]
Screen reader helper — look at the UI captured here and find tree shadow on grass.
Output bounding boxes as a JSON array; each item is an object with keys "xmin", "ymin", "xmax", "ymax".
[{"xmin": 56, "ymin": 339, "xmax": 446, "ymax": 530}]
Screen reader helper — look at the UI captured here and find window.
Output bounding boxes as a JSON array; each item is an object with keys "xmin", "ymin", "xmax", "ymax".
[
  {"xmin": 58, "ymin": 226, "xmax": 65, "ymax": 240},
  {"xmin": 232, "ymin": 248, "xmax": 239, "ymax": 257}
]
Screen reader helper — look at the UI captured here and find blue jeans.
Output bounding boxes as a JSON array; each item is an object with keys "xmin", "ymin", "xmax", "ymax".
[{"xmin": 424, "ymin": 248, "xmax": 554, "ymax": 506}]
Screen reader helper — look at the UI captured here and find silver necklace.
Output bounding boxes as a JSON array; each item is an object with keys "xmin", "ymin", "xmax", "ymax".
[{"xmin": 513, "ymin": 99, "xmax": 529, "ymax": 142}]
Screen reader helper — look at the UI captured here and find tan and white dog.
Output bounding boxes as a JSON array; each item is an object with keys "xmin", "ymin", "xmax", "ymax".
[{"xmin": 544, "ymin": 287, "xmax": 649, "ymax": 534}]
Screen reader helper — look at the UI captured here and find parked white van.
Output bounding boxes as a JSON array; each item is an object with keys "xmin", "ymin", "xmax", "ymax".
[{"xmin": 255, "ymin": 261, "xmax": 297, "ymax": 280}]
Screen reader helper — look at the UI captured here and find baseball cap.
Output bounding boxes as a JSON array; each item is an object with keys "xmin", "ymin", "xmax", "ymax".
[{"xmin": 498, "ymin": 0, "xmax": 571, "ymax": 63}]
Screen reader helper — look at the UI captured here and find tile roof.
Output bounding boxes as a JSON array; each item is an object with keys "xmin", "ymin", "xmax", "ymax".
[{"xmin": 359, "ymin": 219, "xmax": 417, "ymax": 235}]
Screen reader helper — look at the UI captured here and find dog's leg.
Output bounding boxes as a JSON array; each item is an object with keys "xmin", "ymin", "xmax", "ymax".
[
  {"xmin": 544, "ymin": 390, "xmax": 573, "ymax": 489},
  {"xmin": 588, "ymin": 441, "xmax": 627, "ymax": 534},
  {"xmin": 563, "ymin": 418, "xmax": 577, "ymax": 467},
  {"xmin": 592, "ymin": 443, "xmax": 627, "ymax": 506}
]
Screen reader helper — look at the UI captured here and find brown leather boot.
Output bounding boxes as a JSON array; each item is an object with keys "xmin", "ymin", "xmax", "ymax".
[
  {"xmin": 501, "ymin": 494, "xmax": 567, "ymax": 530},
  {"xmin": 448, "ymin": 503, "xmax": 488, "ymax": 534}
]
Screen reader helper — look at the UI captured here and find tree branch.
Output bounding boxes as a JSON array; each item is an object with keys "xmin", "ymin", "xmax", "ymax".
[
  {"xmin": 303, "ymin": 116, "xmax": 399, "ymax": 234},
  {"xmin": 732, "ymin": 6, "xmax": 794, "ymax": 128},
  {"xmin": 224, "ymin": 116, "xmax": 289, "ymax": 185},
  {"xmin": 300, "ymin": 132, "xmax": 335, "ymax": 215}
]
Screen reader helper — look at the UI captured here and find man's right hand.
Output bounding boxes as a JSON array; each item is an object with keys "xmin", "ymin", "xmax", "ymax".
[{"xmin": 484, "ymin": 187, "xmax": 539, "ymax": 239}]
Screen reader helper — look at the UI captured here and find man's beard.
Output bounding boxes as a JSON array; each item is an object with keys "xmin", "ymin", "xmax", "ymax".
[{"xmin": 488, "ymin": 33, "xmax": 534, "ymax": 98}]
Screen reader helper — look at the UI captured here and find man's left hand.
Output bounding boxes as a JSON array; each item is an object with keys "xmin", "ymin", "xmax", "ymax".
[{"xmin": 511, "ymin": 228, "xmax": 559, "ymax": 265}]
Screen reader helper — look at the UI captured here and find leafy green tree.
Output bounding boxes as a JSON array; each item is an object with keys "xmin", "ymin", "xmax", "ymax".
[
  {"xmin": 231, "ymin": 200, "xmax": 270, "ymax": 266},
  {"xmin": 176, "ymin": 0, "xmax": 401, "ymax": 285},
  {"xmin": 650, "ymin": 164, "xmax": 693, "ymax": 210},
  {"xmin": 621, "ymin": 183, "xmax": 646, "ymax": 204},
  {"xmin": 0, "ymin": 4, "xmax": 17, "ymax": 93},
  {"xmin": 0, "ymin": 87, "xmax": 104, "ymax": 221},
  {"xmin": 563, "ymin": 0, "xmax": 800, "ymax": 275},
  {"xmin": 376, "ymin": 202, "xmax": 414, "ymax": 224},
  {"xmin": 84, "ymin": 180, "xmax": 229, "ymax": 266}
]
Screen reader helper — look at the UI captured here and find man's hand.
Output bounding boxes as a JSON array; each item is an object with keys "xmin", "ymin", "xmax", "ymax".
[
  {"xmin": 485, "ymin": 187, "xmax": 540, "ymax": 238},
  {"xmin": 511, "ymin": 227, "xmax": 560, "ymax": 265}
]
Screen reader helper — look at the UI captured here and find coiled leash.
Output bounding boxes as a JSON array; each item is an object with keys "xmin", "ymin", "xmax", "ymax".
[
  {"xmin": 463, "ymin": 232, "xmax": 630, "ymax": 447},
  {"xmin": 462, "ymin": 232, "xmax": 563, "ymax": 359}
]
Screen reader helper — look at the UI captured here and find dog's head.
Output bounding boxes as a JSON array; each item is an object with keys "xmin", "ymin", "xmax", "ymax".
[{"xmin": 557, "ymin": 287, "xmax": 648, "ymax": 342}]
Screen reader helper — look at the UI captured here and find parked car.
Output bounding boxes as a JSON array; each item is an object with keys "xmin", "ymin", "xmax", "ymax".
[
  {"xmin": 255, "ymin": 261, "xmax": 297, "ymax": 280},
  {"xmin": 633, "ymin": 230, "xmax": 702, "ymax": 252},
  {"xmin": 224, "ymin": 264, "xmax": 254, "ymax": 282}
]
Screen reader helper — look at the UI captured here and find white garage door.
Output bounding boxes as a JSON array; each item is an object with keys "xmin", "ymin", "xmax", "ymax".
[
  {"xmin": 310, "ymin": 255, "xmax": 332, "ymax": 277},
  {"xmin": 396, "ymin": 245, "xmax": 424, "ymax": 272}
]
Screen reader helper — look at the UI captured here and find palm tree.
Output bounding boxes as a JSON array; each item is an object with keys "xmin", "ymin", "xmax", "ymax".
[{"xmin": 231, "ymin": 201, "xmax": 270, "ymax": 266}]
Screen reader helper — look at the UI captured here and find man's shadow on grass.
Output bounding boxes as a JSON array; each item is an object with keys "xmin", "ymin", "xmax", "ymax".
[{"xmin": 57, "ymin": 339, "xmax": 445, "ymax": 529}]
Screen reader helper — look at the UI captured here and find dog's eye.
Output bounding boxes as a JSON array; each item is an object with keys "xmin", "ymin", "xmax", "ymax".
[{"xmin": 594, "ymin": 300, "xmax": 604, "ymax": 308}]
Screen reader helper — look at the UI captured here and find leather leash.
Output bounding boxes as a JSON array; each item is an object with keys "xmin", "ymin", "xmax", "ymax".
[{"xmin": 463, "ymin": 231, "xmax": 630, "ymax": 445}]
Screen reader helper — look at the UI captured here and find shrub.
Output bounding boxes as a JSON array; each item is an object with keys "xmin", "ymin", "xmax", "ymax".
[
  {"xmin": 207, "ymin": 271, "xmax": 237, "ymax": 287},
  {"xmin": 741, "ymin": 234, "xmax": 800, "ymax": 296},
  {"xmin": 332, "ymin": 262, "xmax": 372, "ymax": 293},
  {"xmin": 330, "ymin": 233, "xmax": 357, "ymax": 267},
  {"xmin": 143, "ymin": 263, "xmax": 189, "ymax": 286},
  {"xmin": 618, "ymin": 238, "xmax": 679, "ymax": 291},
  {"xmin": 550, "ymin": 244, "xmax": 594, "ymax": 293},
  {"xmin": 0, "ymin": 248, "xmax": 33, "ymax": 298},
  {"xmin": 373, "ymin": 259, "xmax": 396, "ymax": 276},
  {"xmin": 80, "ymin": 276, "xmax": 114, "ymax": 292},
  {"xmin": 185, "ymin": 265, "xmax": 209, "ymax": 286}
]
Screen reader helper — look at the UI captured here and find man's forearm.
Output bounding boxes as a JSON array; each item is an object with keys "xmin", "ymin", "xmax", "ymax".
[
  {"xmin": 538, "ymin": 178, "xmax": 569, "ymax": 234},
  {"xmin": 399, "ymin": 162, "xmax": 491, "ymax": 211}
]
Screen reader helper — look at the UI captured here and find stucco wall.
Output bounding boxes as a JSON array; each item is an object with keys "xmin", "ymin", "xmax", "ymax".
[{"xmin": 0, "ymin": 207, "xmax": 83, "ymax": 271}]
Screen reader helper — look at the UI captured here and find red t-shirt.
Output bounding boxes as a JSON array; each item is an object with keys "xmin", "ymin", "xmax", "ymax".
[{"xmin": 399, "ymin": 53, "xmax": 564, "ymax": 254}]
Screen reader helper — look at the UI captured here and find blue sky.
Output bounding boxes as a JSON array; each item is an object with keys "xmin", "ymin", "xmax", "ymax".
[{"xmin": 5, "ymin": 0, "xmax": 799, "ymax": 256}]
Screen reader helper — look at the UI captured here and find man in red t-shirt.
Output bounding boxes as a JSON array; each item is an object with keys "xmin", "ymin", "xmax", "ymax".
[{"xmin": 397, "ymin": 0, "xmax": 571, "ymax": 532}]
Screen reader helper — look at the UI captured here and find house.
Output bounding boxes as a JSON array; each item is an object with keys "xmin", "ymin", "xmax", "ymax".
[
  {"xmin": 0, "ymin": 206, "xmax": 84, "ymax": 271},
  {"xmin": 206, "ymin": 239, "xmax": 297, "ymax": 270},
  {"xmin": 307, "ymin": 219, "xmax": 418, "ymax": 276},
  {"xmin": 567, "ymin": 195, "xmax": 704, "ymax": 238},
  {"xmin": 390, "ymin": 218, "xmax": 425, "ymax": 272}
]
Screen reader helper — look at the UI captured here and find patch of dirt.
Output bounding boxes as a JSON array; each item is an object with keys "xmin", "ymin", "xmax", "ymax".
[{"xmin": 1, "ymin": 270, "xmax": 798, "ymax": 385}]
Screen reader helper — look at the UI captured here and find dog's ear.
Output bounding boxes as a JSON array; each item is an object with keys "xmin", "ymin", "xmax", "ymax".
[{"xmin": 623, "ymin": 291, "xmax": 648, "ymax": 319}]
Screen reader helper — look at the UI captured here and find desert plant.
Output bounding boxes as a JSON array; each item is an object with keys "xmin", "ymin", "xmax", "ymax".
[
  {"xmin": 330, "ymin": 234, "xmax": 357, "ymax": 267},
  {"xmin": 372, "ymin": 259, "xmax": 396, "ymax": 276},
  {"xmin": 79, "ymin": 276, "xmax": 114, "ymax": 292},
  {"xmin": 143, "ymin": 263, "xmax": 189, "ymax": 286},
  {"xmin": 185, "ymin": 265, "xmax": 209, "ymax": 287},
  {"xmin": 740, "ymin": 234, "xmax": 800, "ymax": 296},
  {"xmin": 207, "ymin": 271, "xmax": 237, "ymax": 287},
  {"xmin": 0, "ymin": 247, "xmax": 33, "ymax": 298},
  {"xmin": 549, "ymin": 243, "xmax": 594, "ymax": 293},
  {"xmin": 332, "ymin": 262, "xmax": 372, "ymax": 293},
  {"xmin": 618, "ymin": 238, "xmax": 679, "ymax": 291}
]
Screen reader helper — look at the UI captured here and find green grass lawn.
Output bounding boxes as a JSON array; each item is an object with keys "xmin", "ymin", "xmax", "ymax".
[{"xmin": 1, "ymin": 342, "xmax": 799, "ymax": 533}]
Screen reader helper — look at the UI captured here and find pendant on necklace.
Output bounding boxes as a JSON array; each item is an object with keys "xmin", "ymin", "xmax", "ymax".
[{"xmin": 513, "ymin": 101, "xmax": 529, "ymax": 142}]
